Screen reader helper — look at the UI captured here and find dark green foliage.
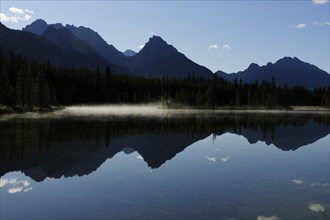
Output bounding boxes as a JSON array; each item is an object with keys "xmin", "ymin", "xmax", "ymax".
[{"xmin": 0, "ymin": 52, "xmax": 328, "ymax": 109}]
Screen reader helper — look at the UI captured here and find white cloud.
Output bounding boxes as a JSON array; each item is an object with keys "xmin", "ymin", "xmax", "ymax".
[
  {"xmin": 222, "ymin": 44, "xmax": 231, "ymax": 51},
  {"xmin": 308, "ymin": 203, "xmax": 325, "ymax": 212},
  {"xmin": 0, "ymin": 13, "xmax": 18, "ymax": 23},
  {"xmin": 0, "ymin": 179, "xmax": 8, "ymax": 187},
  {"xmin": 1, "ymin": 178, "xmax": 32, "ymax": 193},
  {"xmin": 25, "ymin": 9, "xmax": 34, "ymax": 14},
  {"xmin": 23, "ymin": 187, "xmax": 33, "ymax": 192},
  {"xmin": 312, "ymin": 0, "xmax": 329, "ymax": 5},
  {"xmin": 19, "ymin": 14, "xmax": 31, "ymax": 21},
  {"xmin": 8, "ymin": 187, "xmax": 23, "ymax": 194},
  {"xmin": 9, "ymin": 7, "xmax": 25, "ymax": 14},
  {"xmin": 17, "ymin": 180, "xmax": 30, "ymax": 187},
  {"xmin": 206, "ymin": 156, "xmax": 217, "ymax": 162},
  {"xmin": 295, "ymin": 24, "xmax": 307, "ymax": 29},
  {"xmin": 0, "ymin": 7, "xmax": 33, "ymax": 23},
  {"xmin": 313, "ymin": 21, "xmax": 330, "ymax": 26},
  {"xmin": 292, "ymin": 179, "xmax": 304, "ymax": 184},
  {"xmin": 207, "ymin": 43, "xmax": 218, "ymax": 50},
  {"xmin": 257, "ymin": 216, "xmax": 279, "ymax": 220},
  {"xmin": 311, "ymin": 182, "xmax": 329, "ymax": 187},
  {"xmin": 220, "ymin": 156, "xmax": 229, "ymax": 162},
  {"xmin": 138, "ymin": 44, "xmax": 145, "ymax": 49}
]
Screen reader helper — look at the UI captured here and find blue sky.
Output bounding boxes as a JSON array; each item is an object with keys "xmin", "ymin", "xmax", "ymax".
[{"xmin": 1, "ymin": 0, "xmax": 329, "ymax": 73}]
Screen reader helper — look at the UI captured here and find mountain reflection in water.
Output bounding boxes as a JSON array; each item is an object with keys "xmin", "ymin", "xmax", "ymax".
[{"xmin": 0, "ymin": 113, "xmax": 329, "ymax": 182}]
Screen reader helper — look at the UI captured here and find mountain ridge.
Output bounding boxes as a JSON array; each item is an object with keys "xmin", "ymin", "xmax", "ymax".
[
  {"xmin": 216, "ymin": 56, "xmax": 330, "ymax": 88},
  {"xmin": 2, "ymin": 19, "xmax": 330, "ymax": 87},
  {"xmin": 20, "ymin": 19, "xmax": 214, "ymax": 78}
]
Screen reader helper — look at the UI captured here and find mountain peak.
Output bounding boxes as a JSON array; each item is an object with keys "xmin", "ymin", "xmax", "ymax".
[
  {"xmin": 123, "ymin": 49, "xmax": 137, "ymax": 57},
  {"xmin": 247, "ymin": 63, "xmax": 260, "ymax": 70},
  {"xmin": 275, "ymin": 56, "xmax": 302, "ymax": 66},
  {"xmin": 147, "ymin": 35, "xmax": 168, "ymax": 45},
  {"xmin": 22, "ymin": 19, "xmax": 48, "ymax": 35}
]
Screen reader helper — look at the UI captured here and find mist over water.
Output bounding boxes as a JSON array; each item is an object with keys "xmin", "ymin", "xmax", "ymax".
[
  {"xmin": 1, "ymin": 104, "xmax": 329, "ymax": 121},
  {"xmin": 62, "ymin": 104, "xmax": 167, "ymax": 116}
]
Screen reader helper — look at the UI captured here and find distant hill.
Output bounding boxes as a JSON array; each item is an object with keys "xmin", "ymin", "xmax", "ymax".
[
  {"xmin": 216, "ymin": 57, "xmax": 330, "ymax": 88},
  {"xmin": 127, "ymin": 36, "xmax": 214, "ymax": 78}
]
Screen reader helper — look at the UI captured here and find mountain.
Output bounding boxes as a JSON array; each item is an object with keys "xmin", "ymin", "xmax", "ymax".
[
  {"xmin": 22, "ymin": 18, "xmax": 48, "ymax": 35},
  {"xmin": 22, "ymin": 20, "xmax": 215, "ymax": 78},
  {"xmin": 0, "ymin": 23, "xmax": 109, "ymax": 69},
  {"xmin": 65, "ymin": 24, "xmax": 128, "ymax": 66},
  {"xmin": 1, "ymin": 23, "xmax": 134, "ymax": 75},
  {"xmin": 216, "ymin": 57, "xmax": 330, "ymax": 88},
  {"xmin": 123, "ymin": 49, "xmax": 137, "ymax": 57},
  {"xmin": 42, "ymin": 26, "xmax": 95, "ymax": 55},
  {"xmin": 127, "ymin": 36, "xmax": 214, "ymax": 78},
  {"xmin": 22, "ymin": 19, "xmax": 128, "ymax": 67}
]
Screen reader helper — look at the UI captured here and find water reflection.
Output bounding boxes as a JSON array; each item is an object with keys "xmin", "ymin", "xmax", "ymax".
[
  {"xmin": 0, "ymin": 113, "xmax": 329, "ymax": 182},
  {"xmin": 0, "ymin": 178, "xmax": 33, "ymax": 193}
]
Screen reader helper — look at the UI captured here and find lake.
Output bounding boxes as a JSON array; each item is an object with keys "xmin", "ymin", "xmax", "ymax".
[{"xmin": 0, "ymin": 107, "xmax": 329, "ymax": 220}]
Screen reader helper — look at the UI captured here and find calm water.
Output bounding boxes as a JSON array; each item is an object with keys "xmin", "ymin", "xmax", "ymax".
[{"xmin": 0, "ymin": 110, "xmax": 329, "ymax": 220}]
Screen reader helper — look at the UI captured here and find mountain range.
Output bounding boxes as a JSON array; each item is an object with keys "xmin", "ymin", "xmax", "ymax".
[
  {"xmin": 0, "ymin": 19, "xmax": 329, "ymax": 87},
  {"xmin": 216, "ymin": 57, "xmax": 330, "ymax": 88}
]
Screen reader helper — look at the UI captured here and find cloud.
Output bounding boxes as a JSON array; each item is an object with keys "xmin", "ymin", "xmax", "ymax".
[
  {"xmin": 8, "ymin": 187, "xmax": 23, "ymax": 194},
  {"xmin": 0, "ymin": 7, "xmax": 33, "ymax": 23},
  {"xmin": 220, "ymin": 156, "xmax": 229, "ymax": 162},
  {"xmin": 138, "ymin": 44, "xmax": 145, "ymax": 49},
  {"xmin": 206, "ymin": 156, "xmax": 217, "ymax": 162},
  {"xmin": 20, "ymin": 14, "xmax": 31, "ymax": 21},
  {"xmin": 0, "ymin": 13, "xmax": 18, "ymax": 23},
  {"xmin": 23, "ymin": 187, "xmax": 33, "ymax": 192},
  {"xmin": 257, "ymin": 216, "xmax": 279, "ymax": 220},
  {"xmin": 222, "ymin": 44, "xmax": 231, "ymax": 51},
  {"xmin": 25, "ymin": 9, "xmax": 34, "ymax": 14},
  {"xmin": 292, "ymin": 179, "xmax": 304, "ymax": 184},
  {"xmin": 1, "ymin": 178, "xmax": 32, "ymax": 194},
  {"xmin": 308, "ymin": 203, "xmax": 325, "ymax": 212},
  {"xmin": 0, "ymin": 178, "xmax": 18, "ymax": 187},
  {"xmin": 313, "ymin": 21, "xmax": 330, "ymax": 26},
  {"xmin": 207, "ymin": 43, "xmax": 218, "ymax": 50},
  {"xmin": 217, "ymin": 55, "xmax": 222, "ymax": 58},
  {"xmin": 17, "ymin": 180, "xmax": 30, "ymax": 187},
  {"xmin": 136, "ymin": 155, "xmax": 144, "ymax": 160},
  {"xmin": 295, "ymin": 24, "xmax": 307, "ymax": 29},
  {"xmin": 9, "ymin": 7, "xmax": 25, "ymax": 14},
  {"xmin": 311, "ymin": 182, "xmax": 329, "ymax": 187},
  {"xmin": 312, "ymin": 0, "xmax": 329, "ymax": 5},
  {"xmin": 0, "ymin": 179, "xmax": 7, "ymax": 187}
]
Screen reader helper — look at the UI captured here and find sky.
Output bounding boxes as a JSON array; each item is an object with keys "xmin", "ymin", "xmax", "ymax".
[{"xmin": 0, "ymin": 0, "xmax": 329, "ymax": 73}]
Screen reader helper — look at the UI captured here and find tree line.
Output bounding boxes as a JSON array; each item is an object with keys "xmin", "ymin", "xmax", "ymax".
[{"xmin": 0, "ymin": 52, "xmax": 329, "ymax": 111}]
